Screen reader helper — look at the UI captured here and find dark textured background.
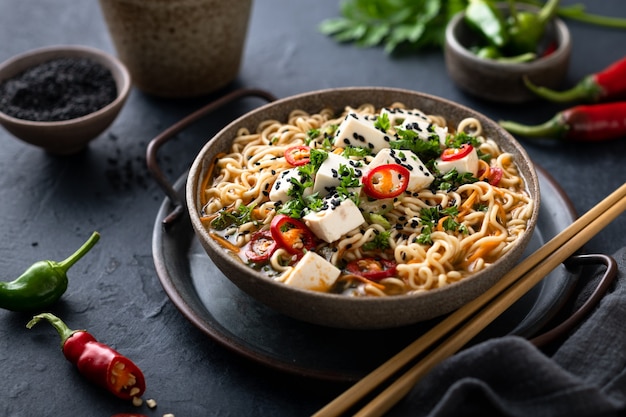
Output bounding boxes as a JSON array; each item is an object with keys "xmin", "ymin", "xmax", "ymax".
[{"xmin": 0, "ymin": 1, "xmax": 624, "ymax": 416}]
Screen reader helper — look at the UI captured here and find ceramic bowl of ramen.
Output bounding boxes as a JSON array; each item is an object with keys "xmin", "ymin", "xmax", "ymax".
[{"xmin": 186, "ymin": 87, "xmax": 540, "ymax": 329}]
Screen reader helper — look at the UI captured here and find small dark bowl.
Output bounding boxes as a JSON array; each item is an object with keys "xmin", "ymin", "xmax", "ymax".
[
  {"xmin": 186, "ymin": 87, "xmax": 541, "ymax": 330},
  {"xmin": 444, "ymin": 5, "xmax": 571, "ymax": 103},
  {"xmin": 0, "ymin": 45, "xmax": 131, "ymax": 154}
]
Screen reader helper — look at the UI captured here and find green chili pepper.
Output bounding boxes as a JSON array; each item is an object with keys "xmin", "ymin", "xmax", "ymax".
[
  {"xmin": 465, "ymin": 0, "xmax": 509, "ymax": 48},
  {"xmin": 0, "ymin": 232, "xmax": 100, "ymax": 311},
  {"xmin": 506, "ymin": 0, "xmax": 560, "ymax": 55}
]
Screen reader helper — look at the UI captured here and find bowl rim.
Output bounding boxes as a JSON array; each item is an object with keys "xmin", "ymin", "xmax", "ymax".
[
  {"xmin": 0, "ymin": 44, "xmax": 131, "ymax": 126},
  {"xmin": 445, "ymin": 4, "xmax": 571, "ymax": 70},
  {"xmin": 185, "ymin": 86, "xmax": 541, "ymax": 327}
]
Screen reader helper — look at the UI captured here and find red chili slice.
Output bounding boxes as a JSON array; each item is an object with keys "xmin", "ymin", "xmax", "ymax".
[
  {"xmin": 284, "ymin": 145, "xmax": 311, "ymax": 166},
  {"xmin": 487, "ymin": 167, "xmax": 503, "ymax": 185},
  {"xmin": 440, "ymin": 143, "xmax": 474, "ymax": 161},
  {"xmin": 362, "ymin": 164, "xmax": 410, "ymax": 199},
  {"xmin": 245, "ymin": 229, "xmax": 277, "ymax": 263},
  {"xmin": 270, "ymin": 214, "xmax": 317, "ymax": 255},
  {"xmin": 345, "ymin": 258, "xmax": 397, "ymax": 281}
]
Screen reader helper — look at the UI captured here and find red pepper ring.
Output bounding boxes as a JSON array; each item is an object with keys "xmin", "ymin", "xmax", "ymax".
[
  {"xmin": 478, "ymin": 166, "xmax": 503, "ymax": 186},
  {"xmin": 362, "ymin": 163, "xmax": 411, "ymax": 200},
  {"xmin": 270, "ymin": 214, "xmax": 317, "ymax": 255},
  {"xmin": 26, "ymin": 313, "xmax": 146, "ymax": 401},
  {"xmin": 284, "ymin": 145, "xmax": 311, "ymax": 166},
  {"xmin": 245, "ymin": 229, "xmax": 277, "ymax": 263},
  {"xmin": 440, "ymin": 143, "xmax": 474, "ymax": 161},
  {"xmin": 345, "ymin": 258, "xmax": 397, "ymax": 281}
]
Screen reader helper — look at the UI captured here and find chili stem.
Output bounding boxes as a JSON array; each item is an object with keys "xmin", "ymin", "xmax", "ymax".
[
  {"xmin": 26, "ymin": 313, "xmax": 79, "ymax": 349},
  {"xmin": 558, "ymin": 5, "xmax": 626, "ymax": 29},
  {"xmin": 57, "ymin": 232, "xmax": 100, "ymax": 272},
  {"xmin": 499, "ymin": 116, "xmax": 564, "ymax": 140},
  {"xmin": 523, "ymin": 75, "xmax": 597, "ymax": 103}
]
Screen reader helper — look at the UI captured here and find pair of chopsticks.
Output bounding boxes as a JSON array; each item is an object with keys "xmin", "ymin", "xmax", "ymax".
[{"xmin": 314, "ymin": 182, "xmax": 626, "ymax": 417}]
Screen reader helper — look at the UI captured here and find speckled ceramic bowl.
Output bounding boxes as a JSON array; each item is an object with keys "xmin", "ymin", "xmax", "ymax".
[
  {"xmin": 0, "ymin": 45, "xmax": 131, "ymax": 155},
  {"xmin": 186, "ymin": 87, "xmax": 541, "ymax": 329},
  {"xmin": 444, "ymin": 5, "xmax": 571, "ymax": 103}
]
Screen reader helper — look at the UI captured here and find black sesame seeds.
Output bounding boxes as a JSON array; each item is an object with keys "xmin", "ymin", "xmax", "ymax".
[{"xmin": 0, "ymin": 57, "xmax": 117, "ymax": 121}]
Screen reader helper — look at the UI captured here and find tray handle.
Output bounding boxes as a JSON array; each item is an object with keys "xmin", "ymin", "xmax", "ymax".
[
  {"xmin": 529, "ymin": 253, "xmax": 618, "ymax": 347},
  {"xmin": 146, "ymin": 88, "xmax": 278, "ymax": 226}
]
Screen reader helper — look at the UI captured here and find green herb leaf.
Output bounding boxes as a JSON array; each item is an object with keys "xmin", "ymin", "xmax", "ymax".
[
  {"xmin": 389, "ymin": 128, "xmax": 441, "ymax": 162},
  {"xmin": 363, "ymin": 230, "xmax": 392, "ymax": 251},
  {"xmin": 211, "ymin": 204, "xmax": 255, "ymax": 230},
  {"xmin": 319, "ymin": 0, "xmax": 467, "ymax": 54}
]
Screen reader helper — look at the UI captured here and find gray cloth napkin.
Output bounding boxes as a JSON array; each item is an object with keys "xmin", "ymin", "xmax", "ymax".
[{"xmin": 390, "ymin": 247, "xmax": 626, "ymax": 417}]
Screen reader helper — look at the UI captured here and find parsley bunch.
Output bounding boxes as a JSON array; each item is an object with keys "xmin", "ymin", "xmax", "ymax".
[{"xmin": 318, "ymin": 0, "xmax": 467, "ymax": 53}]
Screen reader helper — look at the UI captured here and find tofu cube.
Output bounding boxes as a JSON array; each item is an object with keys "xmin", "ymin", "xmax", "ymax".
[
  {"xmin": 381, "ymin": 107, "xmax": 428, "ymax": 126},
  {"xmin": 284, "ymin": 251, "xmax": 341, "ymax": 292},
  {"xmin": 269, "ymin": 168, "xmax": 313, "ymax": 203},
  {"xmin": 435, "ymin": 147, "xmax": 480, "ymax": 176},
  {"xmin": 333, "ymin": 112, "xmax": 393, "ymax": 153},
  {"xmin": 312, "ymin": 152, "xmax": 363, "ymax": 197},
  {"xmin": 367, "ymin": 148, "xmax": 434, "ymax": 191},
  {"xmin": 382, "ymin": 107, "xmax": 448, "ymax": 147},
  {"xmin": 303, "ymin": 197, "xmax": 365, "ymax": 243}
]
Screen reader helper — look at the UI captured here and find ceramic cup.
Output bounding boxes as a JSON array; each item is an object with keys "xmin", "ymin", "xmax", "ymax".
[{"xmin": 98, "ymin": 0, "xmax": 252, "ymax": 98}]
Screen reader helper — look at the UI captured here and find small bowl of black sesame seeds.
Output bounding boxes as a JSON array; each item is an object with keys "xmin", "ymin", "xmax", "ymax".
[{"xmin": 0, "ymin": 44, "xmax": 131, "ymax": 154}]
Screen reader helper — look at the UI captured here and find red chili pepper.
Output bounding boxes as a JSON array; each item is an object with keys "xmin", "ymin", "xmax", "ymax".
[
  {"xmin": 26, "ymin": 313, "xmax": 146, "ymax": 401},
  {"xmin": 478, "ymin": 166, "xmax": 503, "ymax": 186},
  {"xmin": 362, "ymin": 164, "xmax": 410, "ymax": 199},
  {"xmin": 345, "ymin": 258, "xmax": 397, "ymax": 281},
  {"xmin": 499, "ymin": 102, "xmax": 626, "ymax": 142},
  {"xmin": 245, "ymin": 229, "xmax": 277, "ymax": 263},
  {"xmin": 440, "ymin": 143, "xmax": 474, "ymax": 162},
  {"xmin": 270, "ymin": 214, "xmax": 317, "ymax": 255},
  {"xmin": 284, "ymin": 145, "xmax": 311, "ymax": 166},
  {"xmin": 524, "ymin": 56, "xmax": 626, "ymax": 103}
]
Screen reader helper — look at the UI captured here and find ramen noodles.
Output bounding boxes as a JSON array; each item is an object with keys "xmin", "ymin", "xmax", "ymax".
[{"xmin": 198, "ymin": 103, "xmax": 533, "ymax": 296}]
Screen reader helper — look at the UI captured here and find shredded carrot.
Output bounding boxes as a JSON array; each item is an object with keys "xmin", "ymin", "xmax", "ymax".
[
  {"xmin": 209, "ymin": 232, "xmax": 241, "ymax": 253},
  {"xmin": 477, "ymin": 160, "xmax": 490, "ymax": 181},
  {"xmin": 251, "ymin": 207, "xmax": 265, "ymax": 221},
  {"xmin": 342, "ymin": 274, "xmax": 387, "ymax": 291},
  {"xmin": 436, "ymin": 216, "xmax": 450, "ymax": 232},
  {"xmin": 466, "ymin": 238, "xmax": 502, "ymax": 264},
  {"xmin": 461, "ymin": 190, "xmax": 478, "ymax": 211},
  {"xmin": 200, "ymin": 214, "xmax": 218, "ymax": 227},
  {"xmin": 200, "ymin": 153, "xmax": 226, "ymax": 207}
]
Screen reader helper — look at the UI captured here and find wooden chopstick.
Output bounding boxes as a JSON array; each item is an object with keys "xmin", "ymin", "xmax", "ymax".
[{"xmin": 314, "ymin": 182, "xmax": 626, "ymax": 417}]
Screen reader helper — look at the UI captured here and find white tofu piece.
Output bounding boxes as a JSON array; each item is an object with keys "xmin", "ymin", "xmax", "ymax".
[
  {"xmin": 269, "ymin": 168, "xmax": 313, "ymax": 203},
  {"xmin": 435, "ymin": 147, "xmax": 480, "ymax": 176},
  {"xmin": 284, "ymin": 251, "xmax": 341, "ymax": 292},
  {"xmin": 366, "ymin": 148, "xmax": 434, "ymax": 192},
  {"xmin": 381, "ymin": 107, "xmax": 428, "ymax": 126},
  {"xmin": 382, "ymin": 107, "xmax": 448, "ymax": 147},
  {"xmin": 303, "ymin": 198, "xmax": 365, "ymax": 243},
  {"xmin": 333, "ymin": 112, "xmax": 393, "ymax": 153},
  {"xmin": 312, "ymin": 152, "xmax": 363, "ymax": 197}
]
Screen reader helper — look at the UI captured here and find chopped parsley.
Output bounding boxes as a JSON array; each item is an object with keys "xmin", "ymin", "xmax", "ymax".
[
  {"xmin": 445, "ymin": 131, "xmax": 480, "ymax": 149},
  {"xmin": 335, "ymin": 164, "xmax": 361, "ymax": 205},
  {"xmin": 342, "ymin": 145, "xmax": 371, "ymax": 158},
  {"xmin": 416, "ymin": 205, "xmax": 467, "ymax": 245},
  {"xmin": 363, "ymin": 230, "xmax": 392, "ymax": 251},
  {"xmin": 211, "ymin": 204, "xmax": 255, "ymax": 230},
  {"xmin": 389, "ymin": 128, "xmax": 441, "ymax": 162},
  {"xmin": 430, "ymin": 168, "xmax": 478, "ymax": 192},
  {"xmin": 374, "ymin": 113, "xmax": 390, "ymax": 132}
]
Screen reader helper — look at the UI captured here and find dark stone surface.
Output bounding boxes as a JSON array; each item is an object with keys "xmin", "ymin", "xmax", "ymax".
[{"xmin": 0, "ymin": 1, "xmax": 624, "ymax": 416}]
